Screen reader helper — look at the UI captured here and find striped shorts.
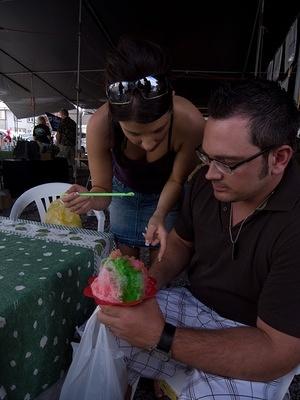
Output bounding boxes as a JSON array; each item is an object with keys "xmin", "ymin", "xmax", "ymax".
[{"xmin": 116, "ymin": 287, "xmax": 295, "ymax": 400}]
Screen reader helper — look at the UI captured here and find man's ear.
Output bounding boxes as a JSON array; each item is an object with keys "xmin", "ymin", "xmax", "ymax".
[{"xmin": 270, "ymin": 145, "xmax": 294, "ymax": 175}]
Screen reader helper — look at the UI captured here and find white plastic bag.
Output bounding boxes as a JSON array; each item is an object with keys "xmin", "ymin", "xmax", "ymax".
[{"xmin": 60, "ymin": 307, "xmax": 127, "ymax": 400}]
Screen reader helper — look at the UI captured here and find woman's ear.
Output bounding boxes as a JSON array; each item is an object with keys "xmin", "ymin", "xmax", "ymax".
[
  {"xmin": 172, "ymin": 90, "xmax": 175, "ymax": 96},
  {"xmin": 270, "ymin": 145, "xmax": 294, "ymax": 175}
]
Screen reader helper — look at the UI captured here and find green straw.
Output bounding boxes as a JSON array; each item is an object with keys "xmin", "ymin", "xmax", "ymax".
[{"xmin": 77, "ymin": 192, "xmax": 135, "ymax": 197}]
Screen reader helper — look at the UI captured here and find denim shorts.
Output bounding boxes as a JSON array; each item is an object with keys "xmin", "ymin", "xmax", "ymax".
[{"xmin": 109, "ymin": 176, "xmax": 180, "ymax": 247}]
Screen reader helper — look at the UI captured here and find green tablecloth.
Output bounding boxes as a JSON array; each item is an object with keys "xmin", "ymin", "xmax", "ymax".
[
  {"xmin": 0, "ymin": 218, "xmax": 113, "ymax": 400},
  {"xmin": 0, "ymin": 151, "xmax": 13, "ymax": 160}
]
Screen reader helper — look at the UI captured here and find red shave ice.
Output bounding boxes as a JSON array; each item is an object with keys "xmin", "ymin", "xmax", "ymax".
[{"xmin": 84, "ymin": 250, "xmax": 157, "ymax": 305}]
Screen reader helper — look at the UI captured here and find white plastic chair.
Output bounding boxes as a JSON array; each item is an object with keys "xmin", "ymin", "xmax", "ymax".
[{"xmin": 9, "ymin": 182, "xmax": 106, "ymax": 232}]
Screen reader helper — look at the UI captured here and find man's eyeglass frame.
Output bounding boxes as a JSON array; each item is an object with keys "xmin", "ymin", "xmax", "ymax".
[{"xmin": 195, "ymin": 145, "xmax": 275, "ymax": 175}]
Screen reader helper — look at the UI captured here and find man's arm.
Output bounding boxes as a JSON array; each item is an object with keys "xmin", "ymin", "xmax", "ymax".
[
  {"xmin": 56, "ymin": 130, "xmax": 61, "ymax": 145},
  {"xmin": 46, "ymin": 126, "xmax": 52, "ymax": 142},
  {"xmin": 99, "ymin": 298, "xmax": 300, "ymax": 382},
  {"xmin": 149, "ymin": 229, "xmax": 193, "ymax": 288},
  {"xmin": 171, "ymin": 316, "xmax": 300, "ymax": 381}
]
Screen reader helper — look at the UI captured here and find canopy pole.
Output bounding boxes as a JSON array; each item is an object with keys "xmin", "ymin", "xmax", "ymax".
[
  {"xmin": 74, "ymin": 0, "xmax": 82, "ymax": 184},
  {"xmin": 30, "ymin": 73, "xmax": 36, "ymax": 127},
  {"xmin": 254, "ymin": 0, "xmax": 265, "ymax": 77},
  {"xmin": 242, "ymin": 0, "xmax": 261, "ymax": 77}
]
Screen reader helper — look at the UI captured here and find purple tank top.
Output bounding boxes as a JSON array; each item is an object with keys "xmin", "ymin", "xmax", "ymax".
[{"xmin": 112, "ymin": 114, "xmax": 176, "ymax": 194}]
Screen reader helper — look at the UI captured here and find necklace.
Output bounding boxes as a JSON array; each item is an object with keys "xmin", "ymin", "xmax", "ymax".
[{"xmin": 229, "ymin": 191, "xmax": 274, "ymax": 260}]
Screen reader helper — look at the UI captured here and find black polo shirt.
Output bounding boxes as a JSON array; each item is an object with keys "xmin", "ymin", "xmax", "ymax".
[{"xmin": 175, "ymin": 160, "xmax": 300, "ymax": 338}]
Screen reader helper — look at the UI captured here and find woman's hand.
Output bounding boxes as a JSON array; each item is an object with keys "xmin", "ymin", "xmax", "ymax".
[
  {"xmin": 144, "ymin": 213, "xmax": 168, "ymax": 261},
  {"xmin": 62, "ymin": 184, "xmax": 94, "ymax": 214}
]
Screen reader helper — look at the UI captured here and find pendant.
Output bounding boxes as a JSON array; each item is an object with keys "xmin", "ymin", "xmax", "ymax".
[{"xmin": 232, "ymin": 242, "xmax": 238, "ymax": 260}]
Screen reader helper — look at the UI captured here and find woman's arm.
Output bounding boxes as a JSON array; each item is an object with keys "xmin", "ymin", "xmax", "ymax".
[
  {"xmin": 154, "ymin": 127, "xmax": 201, "ymax": 218},
  {"xmin": 145, "ymin": 98, "xmax": 205, "ymax": 258},
  {"xmin": 63, "ymin": 104, "xmax": 113, "ymax": 214},
  {"xmin": 86, "ymin": 104, "xmax": 113, "ymax": 210},
  {"xmin": 150, "ymin": 228, "xmax": 194, "ymax": 288}
]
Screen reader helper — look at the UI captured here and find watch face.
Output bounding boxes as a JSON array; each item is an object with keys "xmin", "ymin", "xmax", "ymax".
[{"xmin": 150, "ymin": 348, "xmax": 170, "ymax": 362}]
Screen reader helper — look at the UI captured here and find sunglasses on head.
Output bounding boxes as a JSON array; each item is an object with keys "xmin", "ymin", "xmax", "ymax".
[{"xmin": 106, "ymin": 75, "xmax": 170, "ymax": 105}]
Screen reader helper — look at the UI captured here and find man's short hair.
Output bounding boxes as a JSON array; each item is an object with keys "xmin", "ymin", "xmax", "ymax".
[
  {"xmin": 208, "ymin": 79, "xmax": 300, "ymax": 150},
  {"xmin": 60, "ymin": 108, "xmax": 69, "ymax": 117}
]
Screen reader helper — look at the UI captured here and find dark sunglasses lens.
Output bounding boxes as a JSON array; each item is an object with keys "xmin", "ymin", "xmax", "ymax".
[
  {"xmin": 107, "ymin": 82, "xmax": 131, "ymax": 103},
  {"xmin": 137, "ymin": 76, "xmax": 168, "ymax": 98}
]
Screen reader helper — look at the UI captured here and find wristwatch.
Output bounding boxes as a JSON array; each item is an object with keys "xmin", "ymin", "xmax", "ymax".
[{"xmin": 150, "ymin": 322, "xmax": 177, "ymax": 362}]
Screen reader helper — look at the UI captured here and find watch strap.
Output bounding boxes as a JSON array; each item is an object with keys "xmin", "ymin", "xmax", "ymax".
[{"xmin": 156, "ymin": 322, "xmax": 176, "ymax": 354}]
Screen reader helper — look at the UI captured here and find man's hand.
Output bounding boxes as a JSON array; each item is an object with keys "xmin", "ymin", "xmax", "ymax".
[{"xmin": 98, "ymin": 298, "xmax": 165, "ymax": 349}]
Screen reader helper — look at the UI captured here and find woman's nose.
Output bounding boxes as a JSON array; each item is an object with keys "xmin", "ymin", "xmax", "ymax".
[{"xmin": 141, "ymin": 141, "xmax": 157, "ymax": 151}]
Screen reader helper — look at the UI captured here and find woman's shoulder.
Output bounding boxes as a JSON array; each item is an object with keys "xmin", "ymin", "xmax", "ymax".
[
  {"xmin": 87, "ymin": 103, "xmax": 111, "ymax": 136},
  {"xmin": 172, "ymin": 95, "xmax": 205, "ymax": 144},
  {"xmin": 87, "ymin": 103, "xmax": 112, "ymax": 147},
  {"xmin": 173, "ymin": 94, "xmax": 201, "ymax": 112},
  {"xmin": 173, "ymin": 95, "xmax": 205, "ymax": 126},
  {"xmin": 88, "ymin": 102, "xmax": 110, "ymax": 127}
]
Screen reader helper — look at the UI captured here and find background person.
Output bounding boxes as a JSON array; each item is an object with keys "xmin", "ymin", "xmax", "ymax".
[
  {"xmin": 56, "ymin": 108, "xmax": 77, "ymax": 170},
  {"xmin": 97, "ymin": 79, "xmax": 300, "ymax": 399},
  {"xmin": 4, "ymin": 128, "xmax": 12, "ymax": 144},
  {"xmin": 33, "ymin": 116, "xmax": 51, "ymax": 146},
  {"xmin": 63, "ymin": 37, "xmax": 205, "ymax": 262}
]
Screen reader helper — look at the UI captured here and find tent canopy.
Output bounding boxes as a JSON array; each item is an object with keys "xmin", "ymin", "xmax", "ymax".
[{"xmin": 0, "ymin": 0, "xmax": 299, "ymax": 118}]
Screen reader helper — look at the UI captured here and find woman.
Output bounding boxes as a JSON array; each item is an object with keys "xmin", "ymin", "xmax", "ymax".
[
  {"xmin": 64, "ymin": 37, "xmax": 205, "ymax": 262},
  {"xmin": 33, "ymin": 116, "xmax": 51, "ymax": 145}
]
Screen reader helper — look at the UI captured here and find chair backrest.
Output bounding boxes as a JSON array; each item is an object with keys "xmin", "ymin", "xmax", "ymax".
[{"xmin": 9, "ymin": 182, "xmax": 105, "ymax": 232}]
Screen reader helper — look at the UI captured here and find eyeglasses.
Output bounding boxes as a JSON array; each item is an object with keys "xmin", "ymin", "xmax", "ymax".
[
  {"xmin": 195, "ymin": 145, "xmax": 275, "ymax": 175},
  {"xmin": 106, "ymin": 75, "xmax": 169, "ymax": 105}
]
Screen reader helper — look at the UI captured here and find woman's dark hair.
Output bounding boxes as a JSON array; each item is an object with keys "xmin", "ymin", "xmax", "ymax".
[
  {"xmin": 105, "ymin": 36, "xmax": 172, "ymax": 123},
  {"xmin": 208, "ymin": 79, "xmax": 300, "ymax": 150}
]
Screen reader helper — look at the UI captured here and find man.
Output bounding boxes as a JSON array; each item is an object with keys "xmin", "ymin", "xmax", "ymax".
[
  {"xmin": 98, "ymin": 79, "xmax": 300, "ymax": 399},
  {"xmin": 56, "ymin": 108, "xmax": 77, "ymax": 169}
]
